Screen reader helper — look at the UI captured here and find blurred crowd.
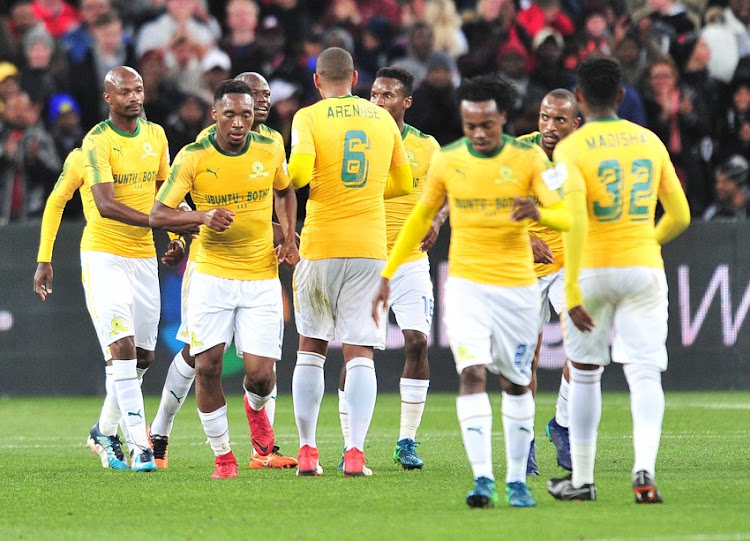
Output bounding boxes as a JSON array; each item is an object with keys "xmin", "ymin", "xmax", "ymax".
[{"xmin": 2, "ymin": 0, "xmax": 750, "ymax": 224}]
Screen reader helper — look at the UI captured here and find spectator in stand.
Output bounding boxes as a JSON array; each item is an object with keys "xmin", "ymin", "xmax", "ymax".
[
  {"xmin": 716, "ymin": 77, "xmax": 750, "ymax": 163},
  {"xmin": 20, "ymin": 25, "xmax": 69, "ymax": 114},
  {"xmin": 458, "ymin": 0, "xmax": 532, "ymax": 78},
  {"xmin": 320, "ymin": 0, "xmax": 401, "ymax": 39},
  {"xmin": 0, "ymin": 63, "xmax": 21, "ymax": 112},
  {"xmin": 1, "ymin": 1, "xmax": 39, "ymax": 66},
  {"xmin": 267, "ymin": 78, "xmax": 302, "ymax": 150},
  {"xmin": 643, "ymin": 56, "xmax": 712, "ymax": 215},
  {"xmin": 613, "ymin": 30, "xmax": 649, "ymax": 86},
  {"xmin": 61, "ymin": 0, "xmax": 110, "ymax": 64},
  {"xmin": 164, "ymin": 36, "xmax": 204, "ymax": 102},
  {"xmin": 393, "ymin": 22, "xmax": 438, "ymax": 88},
  {"xmin": 636, "ymin": 0, "xmax": 696, "ymax": 57},
  {"xmin": 566, "ymin": 3, "xmax": 613, "ymax": 70},
  {"xmin": 702, "ymin": 0, "xmax": 750, "ymax": 84},
  {"xmin": 0, "ymin": 91, "xmax": 60, "ymax": 224},
  {"xmin": 140, "ymin": 49, "xmax": 180, "ymax": 128},
  {"xmin": 529, "ymin": 28, "xmax": 575, "ymax": 94},
  {"xmin": 135, "ymin": 0, "xmax": 216, "ymax": 58},
  {"xmin": 31, "ymin": 0, "xmax": 80, "ymax": 39},
  {"xmin": 703, "ymin": 154, "xmax": 750, "ymax": 220},
  {"xmin": 163, "ymin": 94, "xmax": 209, "ymax": 160},
  {"xmin": 405, "ymin": 52, "xmax": 463, "ymax": 144},
  {"xmin": 258, "ymin": 0, "xmax": 312, "ymax": 53},
  {"xmin": 517, "ymin": 0, "xmax": 575, "ymax": 40},
  {"xmin": 199, "ymin": 48, "xmax": 232, "ymax": 104},
  {"xmin": 47, "ymin": 92, "xmax": 83, "ymax": 218},
  {"xmin": 354, "ymin": 16, "xmax": 394, "ymax": 92},
  {"xmin": 424, "ymin": 0, "xmax": 468, "ymax": 59},
  {"xmin": 221, "ymin": 0, "xmax": 259, "ymax": 74},
  {"xmin": 497, "ymin": 39, "xmax": 542, "ymax": 125},
  {"xmin": 70, "ymin": 10, "xmax": 137, "ymax": 131}
]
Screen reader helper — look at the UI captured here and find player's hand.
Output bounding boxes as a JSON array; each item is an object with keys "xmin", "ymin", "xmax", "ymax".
[
  {"xmin": 420, "ymin": 220, "xmax": 442, "ymax": 252},
  {"xmin": 162, "ymin": 238, "xmax": 185, "ymax": 266},
  {"xmin": 511, "ymin": 197, "xmax": 541, "ymax": 222},
  {"xmin": 276, "ymin": 238, "xmax": 300, "ymax": 270},
  {"xmin": 34, "ymin": 262, "xmax": 53, "ymax": 301},
  {"xmin": 530, "ymin": 235, "xmax": 554, "ymax": 264},
  {"xmin": 371, "ymin": 277, "xmax": 390, "ymax": 327},
  {"xmin": 569, "ymin": 305, "xmax": 595, "ymax": 332},
  {"xmin": 203, "ymin": 208, "xmax": 235, "ymax": 232}
]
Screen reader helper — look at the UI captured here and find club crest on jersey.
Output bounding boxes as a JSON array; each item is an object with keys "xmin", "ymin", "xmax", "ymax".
[
  {"xmin": 407, "ymin": 150, "xmax": 420, "ymax": 168},
  {"xmin": 141, "ymin": 142, "xmax": 158, "ymax": 159},
  {"xmin": 493, "ymin": 166, "xmax": 520, "ymax": 185},
  {"xmin": 248, "ymin": 161, "xmax": 270, "ymax": 179}
]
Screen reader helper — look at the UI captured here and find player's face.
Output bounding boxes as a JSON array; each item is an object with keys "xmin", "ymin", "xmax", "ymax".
[
  {"xmin": 460, "ymin": 99, "xmax": 506, "ymax": 155},
  {"xmin": 247, "ymin": 78, "xmax": 271, "ymax": 125},
  {"xmin": 213, "ymin": 92, "xmax": 254, "ymax": 152},
  {"xmin": 370, "ymin": 77, "xmax": 412, "ymax": 124},
  {"xmin": 538, "ymin": 96, "xmax": 579, "ymax": 154},
  {"xmin": 105, "ymin": 72, "xmax": 144, "ymax": 119}
]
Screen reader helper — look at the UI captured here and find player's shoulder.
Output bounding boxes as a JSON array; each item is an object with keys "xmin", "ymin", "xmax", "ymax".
[
  {"xmin": 83, "ymin": 120, "xmax": 110, "ymax": 141},
  {"xmin": 249, "ymin": 131, "xmax": 285, "ymax": 158},
  {"xmin": 404, "ymin": 124, "xmax": 439, "ymax": 145},
  {"xmin": 504, "ymin": 133, "xmax": 538, "ymax": 151},
  {"xmin": 179, "ymin": 136, "xmax": 214, "ymax": 160},
  {"xmin": 516, "ymin": 131, "xmax": 541, "ymax": 145},
  {"xmin": 440, "ymin": 137, "xmax": 467, "ymax": 154},
  {"xmin": 139, "ymin": 117, "xmax": 167, "ymax": 137}
]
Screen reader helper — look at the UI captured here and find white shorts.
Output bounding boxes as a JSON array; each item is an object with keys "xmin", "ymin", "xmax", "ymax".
[
  {"xmin": 188, "ymin": 271, "xmax": 283, "ymax": 359},
  {"xmin": 444, "ymin": 277, "xmax": 540, "ymax": 386},
  {"xmin": 562, "ymin": 267, "xmax": 668, "ymax": 370},
  {"xmin": 538, "ymin": 268, "xmax": 565, "ymax": 332},
  {"xmin": 387, "ymin": 258, "xmax": 433, "ymax": 336},
  {"xmin": 80, "ymin": 251, "xmax": 160, "ymax": 358},
  {"xmin": 176, "ymin": 260, "xmax": 195, "ymax": 345},
  {"xmin": 293, "ymin": 257, "xmax": 385, "ymax": 348}
]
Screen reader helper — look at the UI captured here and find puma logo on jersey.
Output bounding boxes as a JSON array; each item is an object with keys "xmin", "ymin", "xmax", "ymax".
[{"xmin": 206, "ymin": 167, "xmax": 220, "ymax": 178}]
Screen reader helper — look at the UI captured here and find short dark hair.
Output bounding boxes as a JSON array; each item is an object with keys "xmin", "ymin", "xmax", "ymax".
[
  {"xmin": 213, "ymin": 79, "xmax": 252, "ymax": 104},
  {"xmin": 457, "ymin": 74, "xmax": 516, "ymax": 114},
  {"xmin": 93, "ymin": 10, "xmax": 120, "ymax": 27},
  {"xmin": 316, "ymin": 47, "xmax": 354, "ymax": 81},
  {"xmin": 576, "ymin": 55, "xmax": 622, "ymax": 108},
  {"xmin": 545, "ymin": 88, "xmax": 580, "ymax": 117},
  {"xmin": 375, "ymin": 66, "xmax": 414, "ymax": 95}
]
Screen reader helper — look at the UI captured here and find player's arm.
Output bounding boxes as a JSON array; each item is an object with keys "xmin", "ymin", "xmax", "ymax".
[
  {"xmin": 420, "ymin": 197, "xmax": 449, "ymax": 252},
  {"xmin": 384, "ymin": 127, "xmax": 412, "ymax": 199},
  {"xmin": 273, "ymin": 160, "xmax": 299, "ymax": 268},
  {"xmin": 511, "ymin": 198, "xmax": 571, "ymax": 231},
  {"xmin": 515, "ymin": 151, "xmax": 572, "ymax": 231},
  {"xmin": 35, "ymin": 150, "xmax": 84, "ymax": 301},
  {"xmin": 654, "ymin": 150, "xmax": 691, "ymax": 244},
  {"xmin": 288, "ymin": 110, "xmax": 315, "ymax": 189},
  {"xmin": 288, "ymin": 153, "xmax": 314, "ymax": 189},
  {"xmin": 90, "ymin": 182, "xmax": 151, "ymax": 226}
]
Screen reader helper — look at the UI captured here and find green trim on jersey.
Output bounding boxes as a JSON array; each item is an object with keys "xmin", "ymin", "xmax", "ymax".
[
  {"xmin": 209, "ymin": 131, "xmax": 251, "ymax": 156},
  {"xmin": 402, "ymin": 124, "xmax": 433, "ymax": 141},
  {"xmin": 465, "ymin": 134, "xmax": 509, "ymax": 159},
  {"xmin": 517, "ymin": 131, "xmax": 541, "ymax": 147},
  {"xmin": 588, "ymin": 116, "xmax": 621, "ymax": 123},
  {"xmin": 441, "ymin": 137, "xmax": 467, "ymax": 152},
  {"xmin": 104, "ymin": 117, "xmax": 141, "ymax": 138}
]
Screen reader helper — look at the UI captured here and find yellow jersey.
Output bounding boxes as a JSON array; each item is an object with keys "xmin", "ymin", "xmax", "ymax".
[
  {"xmin": 197, "ymin": 123, "xmax": 285, "ymax": 149},
  {"xmin": 37, "ymin": 149, "xmax": 97, "ymax": 262},
  {"xmin": 386, "ymin": 124, "xmax": 440, "ymax": 263},
  {"xmin": 290, "ymin": 95, "xmax": 409, "ymax": 260},
  {"xmin": 81, "ymin": 118, "xmax": 169, "ymax": 258},
  {"xmin": 421, "ymin": 135, "xmax": 561, "ymax": 286},
  {"xmin": 554, "ymin": 117, "xmax": 683, "ymax": 269},
  {"xmin": 157, "ymin": 132, "xmax": 290, "ymax": 281},
  {"xmin": 517, "ymin": 131, "xmax": 563, "ymax": 277}
]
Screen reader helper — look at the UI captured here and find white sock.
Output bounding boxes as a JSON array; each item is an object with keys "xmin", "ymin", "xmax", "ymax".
[
  {"xmin": 120, "ymin": 366, "xmax": 148, "ymax": 455},
  {"xmin": 502, "ymin": 391, "xmax": 535, "ymax": 484},
  {"xmin": 112, "ymin": 359, "xmax": 149, "ymax": 450},
  {"xmin": 345, "ymin": 357, "xmax": 377, "ymax": 452},
  {"xmin": 338, "ymin": 388, "xmax": 349, "ymax": 449},
  {"xmin": 292, "ymin": 352, "xmax": 325, "ymax": 449},
  {"xmin": 624, "ymin": 364, "xmax": 664, "ymax": 477},
  {"xmin": 569, "ymin": 365, "xmax": 603, "ymax": 487},
  {"xmin": 266, "ymin": 383, "xmax": 277, "ymax": 426},
  {"xmin": 136, "ymin": 366, "xmax": 148, "ymax": 381},
  {"xmin": 456, "ymin": 393, "xmax": 494, "ymax": 481},
  {"xmin": 198, "ymin": 404, "xmax": 231, "ymax": 456},
  {"xmin": 555, "ymin": 373, "xmax": 570, "ymax": 428},
  {"xmin": 98, "ymin": 366, "xmax": 120, "ymax": 436},
  {"xmin": 244, "ymin": 388, "xmax": 272, "ymax": 411},
  {"xmin": 399, "ymin": 378, "xmax": 429, "ymax": 441},
  {"xmin": 151, "ymin": 351, "xmax": 196, "ymax": 436}
]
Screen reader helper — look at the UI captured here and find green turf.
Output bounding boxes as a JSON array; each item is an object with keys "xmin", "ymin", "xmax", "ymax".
[{"xmin": 1, "ymin": 392, "xmax": 749, "ymax": 540}]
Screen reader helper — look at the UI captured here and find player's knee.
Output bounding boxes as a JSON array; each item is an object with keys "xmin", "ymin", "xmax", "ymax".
[
  {"xmin": 623, "ymin": 363, "xmax": 662, "ymax": 388},
  {"xmin": 195, "ymin": 354, "xmax": 222, "ymax": 380},
  {"xmin": 136, "ymin": 348, "xmax": 155, "ymax": 369},
  {"xmin": 404, "ymin": 331, "xmax": 428, "ymax": 360},
  {"xmin": 459, "ymin": 365, "xmax": 486, "ymax": 394}
]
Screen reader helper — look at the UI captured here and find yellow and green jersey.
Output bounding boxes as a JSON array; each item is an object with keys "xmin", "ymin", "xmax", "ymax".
[
  {"xmin": 554, "ymin": 117, "xmax": 683, "ymax": 269},
  {"xmin": 421, "ymin": 135, "xmax": 561, "ymax": 286},
  {"xmin": 197, "ymin": 123, "xmax": 284, "ymax": 149},
  {"xmin": 37, "ymin": 148, "xmax": 96, "ymax": 262},
  {"xmin": 386, "ymin": 124, "xmax": 440, "ymax": 263},
  {"xmin": 158, "ymin": 132, "xmax": 290, "ymax": 281},
  {"xmin": 517, "ymin": 131, "xmax": 563, "ymax": 277},
  {"xmin": 81, "ymin": 117, "xmax": 169, "ymax": 258},
  {"xmin": 290, "ymin": 95, "xmax": 409, "ymax": 260}
]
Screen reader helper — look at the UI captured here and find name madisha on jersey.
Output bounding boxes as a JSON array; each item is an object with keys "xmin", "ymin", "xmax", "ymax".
[
  {"xmin": 113, "ymin": 170, "xmax": 159, "ymax": 184},
  {"xmin": 454, "ymin": 197, "xmax": 516, "ymax": 210},
  {"xmin": 204, "ymin": 188, "xmax": 271, "ymax": 206},
  {"xmin": 326, "ymin": 103, "xmax": 381, "ymax": 119},
  {"xmin": 585, "ymin": 131, "xmax": 648, "ymax": 150}
]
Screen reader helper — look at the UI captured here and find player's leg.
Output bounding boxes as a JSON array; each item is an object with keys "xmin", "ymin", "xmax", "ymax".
[
  {"xmin": 444, "ymin": 277, "xmax": 497, "ymax": 508},
  {"xmin": 337, "ymin": 258, "xmax": 385, "ymax": 477},
  {"xmin": 189, "ymin": 271, "xmax": 237, "ymax": 478},
  {"xmin": 548, "ymin": 270, "xmax": 611, "ymax": 501},
  {"xmin": 150, "ymin": 260, "xmax": 197, "ymax": 467},
  {"xmin": 388, "ymin": 258, "xmax": 433, "ymax": 470},
  {"xmin": 291, "ymin": 258, "xmax": 334, "ymax": 476},
  {"xmin": 613, "ymin": 267, "xmax": 668, "ymax": 503},
  {"xmin": 242, "ymin": 353, "xmax": 276, "ymax": 457}
]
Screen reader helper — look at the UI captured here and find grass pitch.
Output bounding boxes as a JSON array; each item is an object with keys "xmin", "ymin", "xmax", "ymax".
[{"xmin": 1, "ymin": 391, "xmax": 749, "ymax": 540}]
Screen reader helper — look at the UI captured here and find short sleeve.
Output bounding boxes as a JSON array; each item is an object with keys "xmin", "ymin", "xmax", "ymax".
[{"xmin": 157, "ymin": 148, "xmax": 195, "ymax": 208}]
